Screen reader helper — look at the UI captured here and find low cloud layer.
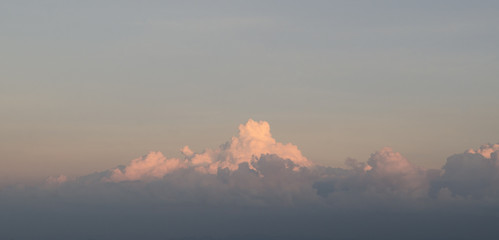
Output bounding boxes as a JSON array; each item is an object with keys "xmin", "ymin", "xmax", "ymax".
[
  {"xmin": 2, "ymin": 120, "xmax": 499, "ymax": 239},
  {"xmin": 108, "ymin": 119, "xmax": 312, "ymax": 182}
]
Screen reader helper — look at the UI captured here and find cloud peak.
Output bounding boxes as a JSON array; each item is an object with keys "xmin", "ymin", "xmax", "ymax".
[{"xmin": 108, "ymin": 119, "xmax": 311, "ymax": 182}]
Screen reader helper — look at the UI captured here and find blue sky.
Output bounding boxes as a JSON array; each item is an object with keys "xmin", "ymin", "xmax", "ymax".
[{"xmin": 1, "ymin": 0, "xmax": 499, "ymax": 182}]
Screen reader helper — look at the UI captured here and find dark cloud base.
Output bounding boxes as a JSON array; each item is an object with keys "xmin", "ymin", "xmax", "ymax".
[
  {"xmin": 1, "ymin": 121, "xmax": 498, "ymax": 239},
  {"xmin": 2, "ymin": 152, "xmax": 499, "ymax": 240}
]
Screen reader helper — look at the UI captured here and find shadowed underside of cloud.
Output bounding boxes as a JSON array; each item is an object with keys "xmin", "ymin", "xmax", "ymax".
[
  {"xmin": 108, "ymin": 119, "xmax": 312, "ymax": 182},
  {"xmin": 2, "ymin": 120, "xmax": 499, "ymax": 239}
]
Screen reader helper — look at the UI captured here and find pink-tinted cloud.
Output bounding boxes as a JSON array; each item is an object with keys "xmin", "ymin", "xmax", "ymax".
[
  {"xmin": 108, "ymin": 119, "xmax": 312, "ymax": 181},
  {"xmin": 6, "ymin": 120, "xmax": 499, "ymax": 240},
  {"xmin": 466, "ymin": 143, "xmax": 499, "ymax": 159},
  {"xmin": 38, "ymin": 119, "xmax": 499, "ymax": 204},
  {"xmin": 366, "ymin": 147, "xmax": 430, "ymax": 195},
  {"xmin": 108, "ymin": 152, "xmax": 186, "ymax": 182}
]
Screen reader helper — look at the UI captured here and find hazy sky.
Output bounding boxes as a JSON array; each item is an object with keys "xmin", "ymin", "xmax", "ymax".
[{"xmin": 1, "ymin": 0, "xmax": 499, "ymax": 183}]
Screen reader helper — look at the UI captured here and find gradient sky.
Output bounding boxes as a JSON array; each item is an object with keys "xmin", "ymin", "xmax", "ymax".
[{"xmin": 1, "ymin": 0, "xmax": 499, "ymax": 184}]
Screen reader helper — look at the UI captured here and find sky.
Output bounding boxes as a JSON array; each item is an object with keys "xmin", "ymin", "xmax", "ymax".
[
  {"xmin": 1, "ymin": 1, "xmax": 499, "ymax": 183},
  {"xmin": 1, "ymin": 2, "xmax": 499, "ymax": 238}
]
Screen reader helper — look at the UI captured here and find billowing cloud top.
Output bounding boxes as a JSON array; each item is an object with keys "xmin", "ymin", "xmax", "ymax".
[
  {"xmin": 36, "ymin": 119, "xmax": 499, "ymax": 204},
  {"xmin": 108, "ymin": 119, "xmax": 312, "ymax": 182},
  {"xmin": 466, "ymin": 143, "xmax": 499, "ymax": 159}
]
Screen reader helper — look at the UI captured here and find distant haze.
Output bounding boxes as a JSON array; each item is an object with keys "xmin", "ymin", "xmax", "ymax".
[{"xmin": 1, "ymin": 1, "xmax": 498, "ymax": 184}]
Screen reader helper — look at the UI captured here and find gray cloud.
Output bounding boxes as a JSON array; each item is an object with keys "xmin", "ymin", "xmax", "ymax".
[
  {"xmin": 431, "ymin": 144, "xmax": 499, "ymax": 199},
  {"xmin": 2, "ymin": 121, "xmax": 499, "ymax": 239}
]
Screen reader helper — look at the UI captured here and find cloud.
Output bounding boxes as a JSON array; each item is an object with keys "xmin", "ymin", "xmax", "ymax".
[
  {"xmin": 34, "ymin": 120, "xmax": 499, "ymax": 204},
  {"xmin": 108, "ymin": 152, "xmax": 186, "ymax": 182},
  {"xmin": 465, "ymin": 143, "xmax": 499, "ymax": 159},
  {"xmin": 2, "ymin": 119, "xmax": 499, "ymax": 239},
  {"xmin": 108, "ymin": 119, "xmax": 312, "ymax": 181},
  {"xmin": 365, "ymin": 147, "xmax": 431, "ymax": 196},
  {"xmin": 45, "ymin": 174, "xmax": 68, "ymax": 185},
  {"xmin": 312, "ymin": 148, "xmax": 436, "ymax": 207},
  {"xmin": 181, "ymin": 145, "xmax": 194, "ymax": 157},
  {"xmin": 431, "ymin": 144, "xmax": 499, "ymax": 198}
]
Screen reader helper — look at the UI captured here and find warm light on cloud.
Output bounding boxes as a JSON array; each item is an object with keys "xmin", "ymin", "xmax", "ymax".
[
  {"xmin": 41, "ymin": 119, "xmax": 498, "ymax": 204},
  {"xmin": 366, "ymin": 147, "xmax": 429, "ymax": 195},
  {"xmin": 4, "ymin": 119, "xmax": 499, "ymax": 239},
  {"xmin": 108, "ymin": 152, "xmax": 186, "ymax": 182},
  {"xmin": 466, "ymin": 143, "xmax": 499, "ymax": 159},
  {"xmin": 107, "ymin": 119, "xmax": 312, "ymax": 181}
]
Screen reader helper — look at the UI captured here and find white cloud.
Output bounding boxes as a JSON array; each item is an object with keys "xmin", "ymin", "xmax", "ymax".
[{"xmin": 108, "ymin": 119, "xmax": 312, "ymax": 182}]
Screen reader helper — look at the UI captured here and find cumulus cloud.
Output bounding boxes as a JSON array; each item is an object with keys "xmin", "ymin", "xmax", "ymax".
[
  {"xmin": 312, "ymin": 147, "xmax": 436, "ymax": 207},
  {"xmin": 108, "ymin": 119, "xmax": 312, "ymax": 182},
  {"xmin": 35, "ymin": 120, "xmax": 499, "ymax": 203},
  {"xmin": 431, "ymin": 144, "xmax": 499, "ymax": 198},
  {"xmin": 108, "ymin": 152, "xmax": 186, "ymax": 182},
  {"xmin": 2, "ymin": 119, "xmax": 499, "ymax": 239},
  {"xmin": 466, "ymin": 143, "xmax": 499, "ymax": 159},
  {"xmin": 365, "ymin": 147, "xmax": 430, "ymax": 196}
]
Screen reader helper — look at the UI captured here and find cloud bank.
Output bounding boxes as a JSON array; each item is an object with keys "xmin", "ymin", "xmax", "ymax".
[
  {"xmin": 2, "ymin": 119, "xmax": 499, "ymax": 239},
  {"xmin": 107, "ymin": 119, "xmax": 312, "ymax": 182}
]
